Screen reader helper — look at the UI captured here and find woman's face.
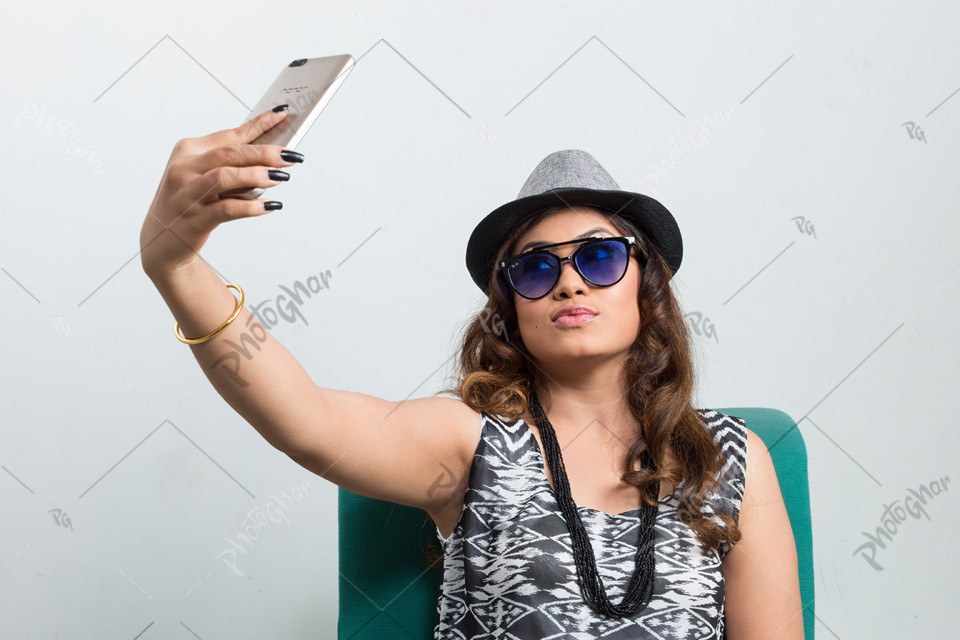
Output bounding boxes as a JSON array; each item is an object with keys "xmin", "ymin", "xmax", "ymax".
[{"xmin": 508, "ymin": 207, "xmax": 642, "ymax": 370}]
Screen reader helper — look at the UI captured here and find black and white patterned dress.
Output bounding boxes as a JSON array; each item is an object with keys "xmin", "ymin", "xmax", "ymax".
[{"xmin": 433, "ymin": 409, "xmax": 749, "ymax": 639}]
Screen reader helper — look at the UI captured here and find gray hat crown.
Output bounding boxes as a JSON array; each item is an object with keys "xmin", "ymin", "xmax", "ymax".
[{"xmin": 517, "ymin": 149, "xmax": 621, "ymax": 198}]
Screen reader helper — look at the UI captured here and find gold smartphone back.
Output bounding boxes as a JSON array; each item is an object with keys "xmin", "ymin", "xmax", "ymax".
[{"xmin": 225, "ymin": 54, "xmax": 355, "ymax": 199}]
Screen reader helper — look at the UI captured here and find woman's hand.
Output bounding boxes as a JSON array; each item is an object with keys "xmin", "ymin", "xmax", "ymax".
[{"xmin": 139, "ymin": 106, "xmax": 303, "ymax": 277}]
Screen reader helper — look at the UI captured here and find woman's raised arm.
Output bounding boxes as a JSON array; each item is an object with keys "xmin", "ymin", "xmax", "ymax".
[{"xmin": 141, "ymin": 107, "xmax": 481, "ymax": 520}]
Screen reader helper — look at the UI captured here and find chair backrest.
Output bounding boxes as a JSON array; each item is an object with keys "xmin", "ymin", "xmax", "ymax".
[{"xmin": 338, "ymin": 407, "xmax": 814, "ymax": 639}]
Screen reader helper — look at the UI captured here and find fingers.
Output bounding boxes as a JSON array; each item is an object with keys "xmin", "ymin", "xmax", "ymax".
[
  {"xmin": 175, "ymin": 106, "xmax": 301, "ymax": 212},
  {"xmin": 238, "ymin": 105, "xmax": 290, "ymax": 144},
  {"xmin": 205, "ymin": 196, "xmax": 284, "ymax": 223},
  {"xmin": 190, "ymin": 165, "xmax": 291, "ymax": 204},
  {"xmin": 203, "ymin": 105, "xmax": 290, "ymax": 146},
  {"xmin": 192, "ymin": 141, "xmax": 304, "ymax": 174}
]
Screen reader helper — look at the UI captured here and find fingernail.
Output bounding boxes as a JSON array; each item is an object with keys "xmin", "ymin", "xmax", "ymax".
[
  {"xmin": 264, "ymin": 201, "xmax": 283, "ymax": 211},
  {"xmin": 280, "ymin": 149, "xmax": 304, "ymax": 163},
  {"xmin": 268, "ymin": 169, "xmax": 290, "ymax": 182},
  {"xmin": 272, "ymin": 104, "xmax": 289, "ymax": 112}
]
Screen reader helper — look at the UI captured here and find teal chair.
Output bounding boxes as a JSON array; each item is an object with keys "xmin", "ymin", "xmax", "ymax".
[{"xmin": 338, "ymin": 407, "xmax": 814, "ymax": 639}]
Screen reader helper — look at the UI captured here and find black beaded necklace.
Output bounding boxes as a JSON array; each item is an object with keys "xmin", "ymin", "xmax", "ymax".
[{"xmin": 528, "ymin": 387, "xmax": 661, "ymax": 618}]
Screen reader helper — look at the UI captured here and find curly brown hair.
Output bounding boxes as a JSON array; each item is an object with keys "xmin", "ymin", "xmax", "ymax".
[{"xmin": 423, "ymin": 204, "xmax": 741, "ymax": 569}]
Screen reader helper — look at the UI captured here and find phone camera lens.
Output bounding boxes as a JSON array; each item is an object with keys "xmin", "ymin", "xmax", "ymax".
[{"xmin": 290, "ymin": 58, "xmax": 307, "ymax": 67}]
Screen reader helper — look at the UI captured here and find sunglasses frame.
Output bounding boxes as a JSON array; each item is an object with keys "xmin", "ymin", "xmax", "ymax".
[{"xmin": 498, "ymin": 235, "xmax": 643, "ymax": 300}]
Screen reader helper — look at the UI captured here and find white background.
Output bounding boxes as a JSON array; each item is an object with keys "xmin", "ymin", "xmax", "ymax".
[{"xmin": 2, "ymin": 1, "xmax": 958, "ymax": 637}]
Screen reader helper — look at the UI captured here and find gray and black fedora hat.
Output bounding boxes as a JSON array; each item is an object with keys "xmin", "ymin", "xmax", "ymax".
[{"xmin": 466, "ymin": 149, "xmax": 683, "ymax": 295}]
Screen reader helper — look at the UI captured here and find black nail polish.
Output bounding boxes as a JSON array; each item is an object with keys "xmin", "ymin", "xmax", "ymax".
[
  {"xmin": 272, "ymin": 104, "xmax": 289, "ymax": 112},
  {"xmin": 268, "ymin": 169, "xmax": 290, "ymax": 182},
  {"xmin": 264, "ymin": 201, "xmax": 283, "ymax": 211},
  {"xmin": 280, "ymin": 149, "xmax": 304, "ymax": 163}
]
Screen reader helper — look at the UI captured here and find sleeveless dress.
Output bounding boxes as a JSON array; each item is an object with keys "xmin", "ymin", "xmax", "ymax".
[{"xmin": 433, "ymin": 409, "xmax": 749, "ymax": 639}]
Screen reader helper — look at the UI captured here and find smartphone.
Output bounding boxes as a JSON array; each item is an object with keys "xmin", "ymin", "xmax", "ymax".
[{"xmin": 221, "ymin": 54, "xmax": 355, "ymax": 199}]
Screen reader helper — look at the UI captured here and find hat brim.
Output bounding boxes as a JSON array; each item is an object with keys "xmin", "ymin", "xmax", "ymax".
[{"xmin": 466, "ymin": 187, "xmax": 683, "ymax": 294}]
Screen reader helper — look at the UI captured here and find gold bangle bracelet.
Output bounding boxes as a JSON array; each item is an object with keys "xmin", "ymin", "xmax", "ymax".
[{"xmin": 175, "ymin": 283, "xmax": 245, "ymax": 345}]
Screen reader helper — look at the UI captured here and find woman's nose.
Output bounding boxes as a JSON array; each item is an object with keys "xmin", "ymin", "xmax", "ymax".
[{"xmin": 554, "ymin": 256, "xmax": 586, "ymax": 293}]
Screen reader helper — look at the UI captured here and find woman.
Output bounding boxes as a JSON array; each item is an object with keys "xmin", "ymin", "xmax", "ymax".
[{"xmin": 140, "ymin": 107, "xmax": 803, "ymax": 639}]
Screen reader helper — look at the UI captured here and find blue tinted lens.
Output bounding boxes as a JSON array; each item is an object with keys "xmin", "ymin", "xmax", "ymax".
[
  {"xmin": 508, "ymin": 253, "xmax": 558, "ymax": 299},
  {"xmin": 577, "ymin": 240, "xmax": 628, "ymax": 285},
  {"xmin": 506, "ymin": 239, "xmax": 630, "ymax": 299}
]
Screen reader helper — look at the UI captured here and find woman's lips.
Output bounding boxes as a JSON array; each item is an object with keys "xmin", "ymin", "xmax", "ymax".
[{"xmin": 553, "ymin": 312, "xmax": 597, "ymax": 326}]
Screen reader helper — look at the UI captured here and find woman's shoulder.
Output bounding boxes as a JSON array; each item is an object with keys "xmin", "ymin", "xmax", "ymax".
[
  {"xmin": 693, "ymin": 408, "xmax": 750, "ymax": 498},
  {"xmin": 692, "ymin": 409, "xmax": 751, "ymax": 558},
  {"xmin": 694, "ymin": 408, "xmax": 750, "ymax": 450}
]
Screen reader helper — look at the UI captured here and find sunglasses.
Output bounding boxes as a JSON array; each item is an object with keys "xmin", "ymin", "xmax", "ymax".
[{"xmin": 498, "ymin": 236, "xmax": 643, "ymax": 300}]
